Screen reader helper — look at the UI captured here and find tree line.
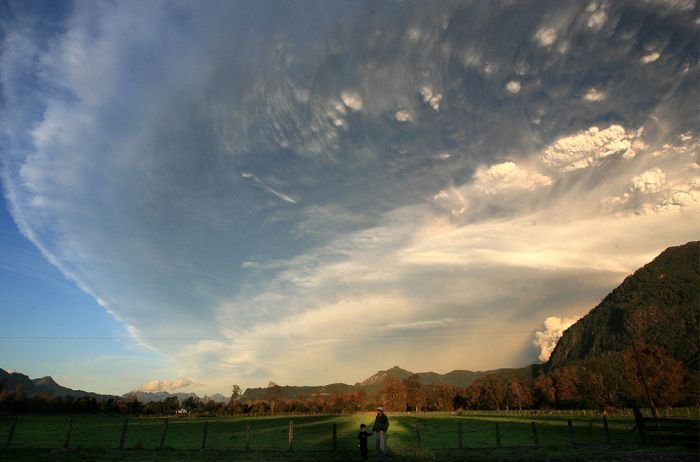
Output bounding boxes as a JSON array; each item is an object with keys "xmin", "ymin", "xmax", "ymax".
[{"xmin": 1, "ymin": 342, "xmax": 696, "ymax": 416}]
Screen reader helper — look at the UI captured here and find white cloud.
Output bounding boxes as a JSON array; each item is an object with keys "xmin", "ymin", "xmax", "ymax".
[
  {"xmin": 241, "ymin": 172, "xmax": 298, "ymax": 204},
  {"xmin": 641, "ymin": 51, "xmax": 661, "ymax": 64},
  {"xmin": 138, "ymin": 377, "xmax": 196, "ymax": 392},
  {"xmin": 630, "ymin": 168, "xmax": 666, "ymax": 193},
  {"xmin": 541, "ymin": 125, "xmax": 638, "ymax": 172},
  {"xmin": 534, "ymin": 27, "xmax": 557, "ymax": 47},
  {"xmin": 482, "ymin": 63, "xmax": 496, "ymax": 76},
  {"xmin": 533, "ymin": 316, "xmax": 581, "ymax": 362},
  {"xmin": 420, "ymin": 86, "xmax": 442, "ymax": 111},
  {"xmin": 474, "ymin": 161, "xmax": 552, "ymax": 194},
  {"xmin": 586, "ymin": 8, "xmax": 608, "ymax": 30},
  {"xmin": 600, "ymin": 138, "xmax": 700, "ymax": 214},
  {"xmin": 505, "ymin": 80, "xmax": 521, "ymax": 94},
  {"xmin": 395, "ymin": 109, "xmax": 413, "ymax": 122},
  {"xmin": 386, "ymin": 318, "xmax": 460, "ymax": 331},
  {"xmin": 582, "ymin": 88, "xmax": 606, "ymax": 102},
  {"xmin": 341, "ymin": 90, "xmax": 363, "ymax": 111}
]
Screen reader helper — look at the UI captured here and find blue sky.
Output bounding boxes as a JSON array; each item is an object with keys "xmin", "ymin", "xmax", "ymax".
[{"xmin": 1, "ymin": 0, "xmax": 698, "ymax": 396}]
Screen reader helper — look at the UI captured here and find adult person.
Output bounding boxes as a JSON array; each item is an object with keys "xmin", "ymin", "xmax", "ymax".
[{"xmin": 372, "ymin": 406, "xmax": 389, "ymax": 461}]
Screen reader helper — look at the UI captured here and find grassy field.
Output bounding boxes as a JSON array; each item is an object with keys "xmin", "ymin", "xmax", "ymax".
[{"xmin": 1, "ymin": 412, "xmax": 697, "ymax": 461}]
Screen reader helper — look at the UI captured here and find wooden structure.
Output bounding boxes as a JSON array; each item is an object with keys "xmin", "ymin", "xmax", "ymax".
[{"xmin": 633, "ymin": 407, "xmax": 699, "ymax": 447}]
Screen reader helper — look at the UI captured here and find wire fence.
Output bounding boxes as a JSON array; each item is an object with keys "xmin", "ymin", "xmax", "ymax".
[{"xmin": 1, "ymin": 408, "xmax": 698, "ymax": 452}]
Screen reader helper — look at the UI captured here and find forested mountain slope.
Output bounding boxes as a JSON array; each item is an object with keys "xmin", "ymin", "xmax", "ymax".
[{"xmin": 547, "ymin": 241, "xmax": 699, "ymax": 371}]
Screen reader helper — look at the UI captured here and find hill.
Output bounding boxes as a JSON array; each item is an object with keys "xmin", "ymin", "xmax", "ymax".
[
  {"xmin": 124, "ymin": 391, "xmax": 228, "ymax": 403},
  {"xmin": 546, "ymin": 241, "xmax": 700, "ymax": 371},
  {"xmin": 360, "ymin": 365, "xmax": 536, "ymax": 389},
  {"xmin": 240, "ymin": 382, "xmax": 357, "ymax": 401},
  {"xmin": 240, "ymin": 365, "xmax": 539, "ymax": 400},
  {"xmin": 0, "ymin": 368, "xmax": 116, "ymax": 401}
]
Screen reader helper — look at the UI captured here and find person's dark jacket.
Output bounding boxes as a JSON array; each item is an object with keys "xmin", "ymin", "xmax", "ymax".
[
  {"xmin": 357, "ymin": 429, "xmax": 373, "ymax": 447},
  {"xmin": 373, "ymin": 413, "xmax": 389, "ymax": 433}
]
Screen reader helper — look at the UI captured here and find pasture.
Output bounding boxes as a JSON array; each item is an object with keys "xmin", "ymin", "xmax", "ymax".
[{"xmin": 1, "ymin": 411, "xmax": 698, "ymax": 461}]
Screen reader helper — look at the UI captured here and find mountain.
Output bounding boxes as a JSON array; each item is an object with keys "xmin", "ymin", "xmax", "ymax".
[
  {"xmin": 360, "ymin": 365, "xmax": 536, "ymax": 389},
  {"xmin": 123, "ymin": 391, "xmax": 198, "ymax": 403},
  {"xmin": 0, "ymin": 368, "xmax": 116, "ymax": 401},
  {"xmin": 240, "ymin": 365, "xmax": 539, "ymax": 400},
  {"xmin": 123, "ymin": 391, "xmax": 230, "ymax": 403},
  {"xmin": 546, "ymin": 241, "xmax": 700, "ymax": 371},
  {"xmin": 205, "ymin": 393, "xmax": 229, "ymax": 403},
  {"xmin": 241, "ymin": 383, "xmax": 357, "ymax": 401},
  {"xmin": 361, "ymin": 366, "xmax": 415, "ymax": 386}
]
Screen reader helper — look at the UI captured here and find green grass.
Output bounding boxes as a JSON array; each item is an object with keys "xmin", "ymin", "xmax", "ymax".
[
  {"xmin": 1, "ymin": 411, "xmax": 697, "ymax": 461},
  {"xmin": 1, "ymin": 447, "xmax": 699, "ymax": 462}
]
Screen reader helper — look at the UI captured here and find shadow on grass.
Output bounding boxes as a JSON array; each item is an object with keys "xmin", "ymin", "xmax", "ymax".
[{"xmin": 1, "ymin": 446, "xmax": 698, "ymax": 462}]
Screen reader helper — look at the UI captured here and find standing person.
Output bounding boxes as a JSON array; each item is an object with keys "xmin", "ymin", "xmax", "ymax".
[
  {"xmin": 357, "ymin": 423, "xmax": 373, "ymax": 460},
  {"xmin": 372, "ymin": 406, "xmax": 389, "ymax": 461}
]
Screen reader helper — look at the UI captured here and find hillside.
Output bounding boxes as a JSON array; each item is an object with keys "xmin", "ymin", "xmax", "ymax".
[
  {"xmin": 240, "ymin": 365, "xmax": 539, "ymax": 400},
  {"xmin": 361, "ymin": 366, "xmax": 536, "ymax": 389},
  {"xmin": 240, "ymin": 382, "xmax": 357, "ymax": 401},
  {"xmin": 546, "ymin": 241, "xmax": 700, "ymax": 371},
  {"xmin": 0, "ymin": 368, "xmax": 116, "ymax": 401}
]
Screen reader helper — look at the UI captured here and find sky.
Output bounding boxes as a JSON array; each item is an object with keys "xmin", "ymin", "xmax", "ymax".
[{"xmin": 0, "ymin": 0, "xmax": 698, "ymax": 396}]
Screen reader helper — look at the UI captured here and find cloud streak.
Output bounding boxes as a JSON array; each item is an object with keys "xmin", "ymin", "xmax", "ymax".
[
  {"xmin": 138, "ymin": 377, "xmax": 196, "ymax": 393},
  {"xmin": 241, "ymin": 172, "xmax": 298, "ymax": 204}
]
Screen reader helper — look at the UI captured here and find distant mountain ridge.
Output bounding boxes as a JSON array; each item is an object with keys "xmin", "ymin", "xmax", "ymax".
[
  {"xmin": 0, "ymin": 368, "xmax": 116, "ymax": 401},
  {"xmin": 125, "ymin": 391, "xmax": 228, "ymax": 403},
  {"xmin": 240, "ymin": 365, "xmax": 538, "ymax": 400},
  {"xmin": 547, "ymin": 241, "xmax": 700, "ymax": 371},
  {"xmin": 1, "ymin": 364, "xmax": 539, "ymax": 403},
  {"xmin": 360, "ymin": 365, "xmax": 535, "ymax": 388}
]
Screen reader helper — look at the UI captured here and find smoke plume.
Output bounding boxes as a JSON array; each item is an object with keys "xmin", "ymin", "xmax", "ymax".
[
  {"xmin": 137, "ymin": 377, "xmax": 194, "ymax": 392},
  {"xmin": 533, "ymin": 316, "xmax": 581, "ymax": 362}
]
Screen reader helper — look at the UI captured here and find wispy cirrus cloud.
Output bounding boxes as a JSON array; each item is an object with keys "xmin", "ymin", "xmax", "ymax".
[{"xmin": 241, "ymin": 172, "xmax": 298, "ymax": 204}]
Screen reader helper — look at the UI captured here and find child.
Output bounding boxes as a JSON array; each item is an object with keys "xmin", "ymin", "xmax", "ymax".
[{"xmin": 357, "ymin": 423, "xmax": 373, "ymax": 460}]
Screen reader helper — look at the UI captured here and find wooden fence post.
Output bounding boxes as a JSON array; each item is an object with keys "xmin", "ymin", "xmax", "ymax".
[
  {"xmin": 245, "ymin": 424, "xmax": 250, "ymax": 451},
  {"xmin": 159, "ymin": 419, "xmax": 169, "ymax": 449},
  {"xmin": 567, "ymin": 419, "xmax": 576, "ymax": 446},
  {"xmin": 63, "ymin": 417, "xmax": 73, "ymax": 449},
  {"xmin": 457, "ymin": 422, "xmax": 463, "ymax": 449},
  {"xmin": 118, "ymin": 417, "xmax": 128, "ymax": 450},
  {"xmin": 201, "ymin": 420, "xmax": 208, "ymax": 451},
  {"xmin": 5, "ymin": 418, "xmax": 17, "ymax": 449},
  {"xmin": 495, "ymin": 422, "xmax": 501, "ymax": 448},
  {"xmin": 331, "ymin": 422, "xmax": 337, "ymax": 451},
  {"xmin": 289, "ymin": 420, "xmax": 294, "ymax": 451},
  {"xmin": 602, "ymin": 415, "xmax": 610, "ymax": 443},
  {"xmin": 632, "ymin": 406, "xmax": 648, "ymax": 445},
  {"xmin": 531, "ymin": 422, "xmax": 539, "ymax": 448}
]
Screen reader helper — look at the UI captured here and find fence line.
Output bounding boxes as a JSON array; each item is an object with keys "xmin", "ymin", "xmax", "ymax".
[{"xmin": 2, "ymin": 408, "xmax": 698, "ymax": 452}]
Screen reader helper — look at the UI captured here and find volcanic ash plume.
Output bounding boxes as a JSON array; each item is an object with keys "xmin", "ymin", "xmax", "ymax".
[{"xmin": 533, "ymin": 316, "xmax": 581, "ymax": 362}]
